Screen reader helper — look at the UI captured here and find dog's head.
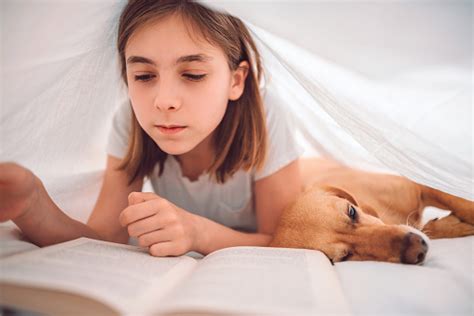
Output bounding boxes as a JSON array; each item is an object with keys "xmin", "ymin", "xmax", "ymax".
[{"xmin": 271, "ymin": 185, "xmax": 429, "ymax": 264}]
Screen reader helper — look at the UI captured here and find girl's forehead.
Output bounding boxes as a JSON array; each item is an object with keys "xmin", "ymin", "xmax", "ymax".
[{"xmin": 125, "ymin": 14, "xmax": 225, "ymax": 66}]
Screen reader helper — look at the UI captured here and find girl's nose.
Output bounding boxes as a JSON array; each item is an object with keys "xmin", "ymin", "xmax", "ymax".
[
  {"xmin": 153, "ymin": 80, "xmax": 182, "ymax": 112},
  {"xmin": 155, "ymin": 100, "xmax": 181, "ymax": 112}
]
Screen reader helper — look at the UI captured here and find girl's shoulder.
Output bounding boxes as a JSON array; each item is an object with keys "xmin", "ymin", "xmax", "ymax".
[{"xmin": 255, "ymin": 87, "xmax": 304, "ymax": 181}]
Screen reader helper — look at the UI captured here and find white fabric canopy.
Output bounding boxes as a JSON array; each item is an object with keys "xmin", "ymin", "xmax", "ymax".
[{"xmin": 1, "ymin": 0, "xmax": 472, "ymax": 201}]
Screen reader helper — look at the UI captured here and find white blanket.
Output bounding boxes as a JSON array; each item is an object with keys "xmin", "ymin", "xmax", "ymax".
[
  {"xmin": 337, "ymin": 236, "xmax": 473, "ymax": 316},
  {"xmin": 1, "ymin": 172, "xmax": 472, "ymax": 315}
]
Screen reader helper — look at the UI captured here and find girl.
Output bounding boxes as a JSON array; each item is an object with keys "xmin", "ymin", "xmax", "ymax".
[{"xmin": 0, "ymin": 0, "xmax": 302, "ymax": 257}]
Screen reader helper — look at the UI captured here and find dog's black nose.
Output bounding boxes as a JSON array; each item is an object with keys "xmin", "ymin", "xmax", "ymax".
[{"xmin": 400, "ymin": 232, "xmax": 429, "ymax": 264}]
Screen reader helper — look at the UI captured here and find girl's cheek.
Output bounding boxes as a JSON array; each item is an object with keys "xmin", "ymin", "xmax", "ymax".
[{"xmin": 129, "ymin": 86, "xmax": 152, "ymax": 107}]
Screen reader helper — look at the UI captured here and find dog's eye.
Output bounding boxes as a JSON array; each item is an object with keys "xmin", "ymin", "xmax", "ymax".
[{"xmin": 348, "ymin": 205, "xmax": 357, "ymax": 221}]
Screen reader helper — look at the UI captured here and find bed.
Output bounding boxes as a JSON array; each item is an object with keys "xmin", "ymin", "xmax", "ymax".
[{"xmin": 0, "ymin": 173, "xmax": 472, "ymax": 315}]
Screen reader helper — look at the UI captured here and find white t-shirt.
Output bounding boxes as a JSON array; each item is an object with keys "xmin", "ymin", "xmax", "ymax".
[{"xmin": 107, "ymin": 88, "xmax": 303, "ymax": 232}]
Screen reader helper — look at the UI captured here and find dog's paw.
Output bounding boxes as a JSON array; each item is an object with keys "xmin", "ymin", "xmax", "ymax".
[{"xmin": 422, "ymin": 214, "xmax": 474, "ymax": 239}]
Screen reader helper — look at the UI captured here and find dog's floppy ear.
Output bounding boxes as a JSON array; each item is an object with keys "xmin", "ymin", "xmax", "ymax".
[{"xmin": 322, "ymin": 186, "xmax": 359, "ymax": 206}]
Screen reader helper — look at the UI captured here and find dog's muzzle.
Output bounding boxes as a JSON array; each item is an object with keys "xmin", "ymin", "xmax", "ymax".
[{"xmin": 400, "ymin": 232, "xmax": 429, "ymax": 264}]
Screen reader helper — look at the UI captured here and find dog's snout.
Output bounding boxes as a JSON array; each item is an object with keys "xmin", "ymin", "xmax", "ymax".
[{"xmin": 400, "ymin": 232, "xmax": 429, "ymax": 264}]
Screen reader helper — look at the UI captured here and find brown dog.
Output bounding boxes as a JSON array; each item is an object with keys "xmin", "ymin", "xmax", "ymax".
[{"xmin": 270, "ymin": 158, "xmax": 474, "ymax": 264}]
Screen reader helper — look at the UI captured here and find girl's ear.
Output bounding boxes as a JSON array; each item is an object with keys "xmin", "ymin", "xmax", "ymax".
[{"xmin": 228, "ymin": 61, "xmax": 249, "ymax": 101}]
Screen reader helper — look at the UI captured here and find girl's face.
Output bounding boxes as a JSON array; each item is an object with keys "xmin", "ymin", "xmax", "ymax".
[{"xmin": 125, "ymin": 14, "xmax": 247, "ymax": 156}]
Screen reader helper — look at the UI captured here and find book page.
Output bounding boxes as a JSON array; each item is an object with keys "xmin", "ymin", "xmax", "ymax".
[
  {"xmin": 0, "ymin": 237, "xmax": 197, "ymax": 315},
  {"xmin": 156, "ymin": 246, "xmax": 351, "ymax": 315},
  {"xmin": 0, "ymin": 225, "xmax": 39, "ymax": 259}
]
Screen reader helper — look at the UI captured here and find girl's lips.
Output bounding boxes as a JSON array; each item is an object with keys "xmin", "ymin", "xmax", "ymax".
[{"xmin": 156, "ymin": 125, "xmax": 187, "ymax": 135}]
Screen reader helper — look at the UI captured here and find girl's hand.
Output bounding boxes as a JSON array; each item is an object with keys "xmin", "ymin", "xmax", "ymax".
[
  {"xmin": 119, "ymin": 192, "xmax": 201, "ymax": 257},
  {"xmin": 0, "ymin": 163, "xmax": 38, "ymax": 222}
]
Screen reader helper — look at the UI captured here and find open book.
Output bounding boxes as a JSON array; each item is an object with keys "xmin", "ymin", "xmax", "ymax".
[{"xmin": 0, "ymin": 237, "xmax": 351, "ymax": 315}]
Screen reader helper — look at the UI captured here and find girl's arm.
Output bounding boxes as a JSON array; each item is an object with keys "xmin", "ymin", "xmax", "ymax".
[
  {"xmin": 1, "ymin": 155, "xmax": 142, "ymax": 247},
  {"xmin": 118, "ymin": 159, "xmax": 302, "ymax": 257},
  {"xmin": 87, "ymin": 155, "xmax": 143, "ymax": 243},
  {"xmin": 194, "ymin": 159, "xmax": 302, "ymax": 255}
]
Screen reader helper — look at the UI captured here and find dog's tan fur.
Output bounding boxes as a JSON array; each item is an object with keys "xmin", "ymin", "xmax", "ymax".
[{"xmin": 270, "ymin": 158, "xmax": 474, "ymax": 264}]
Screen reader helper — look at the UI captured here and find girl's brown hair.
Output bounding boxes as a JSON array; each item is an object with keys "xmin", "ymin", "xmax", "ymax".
[{"xmin": 117, "ymin": 0, "xmax": 267, "ymax": 184}]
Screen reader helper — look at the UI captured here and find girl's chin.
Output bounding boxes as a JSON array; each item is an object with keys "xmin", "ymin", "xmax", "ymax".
[{"xmin": 156, "ymin": 142, "xmax": 195, "ymax": 156}]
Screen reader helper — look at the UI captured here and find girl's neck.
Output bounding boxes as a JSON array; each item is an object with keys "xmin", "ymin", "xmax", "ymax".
[{"xmin": 174, "ymin": 134, "xmax": 215, "ymax": 182}]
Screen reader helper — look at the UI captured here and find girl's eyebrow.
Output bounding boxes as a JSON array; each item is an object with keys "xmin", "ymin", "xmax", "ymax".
[
  {"xmin": 176, "ymin": 54, "xmax": 212, "ymax": 64},
  {"xmin": 127, "ymin": 56, "xmax": 157, "ymax": 66},
  {"xmin": 126, "ymin": 54, "xmax": 212, "ymax": 66}
]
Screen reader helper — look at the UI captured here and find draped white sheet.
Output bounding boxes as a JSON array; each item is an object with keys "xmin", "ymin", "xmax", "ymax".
[
  {"xmin": 206, "ymin": 2, "xmax": 473, "ymax": 200},
  {"xmin": 247, "ymin": 23, "xmax": 472, "ymax": 199},
  {"xmin": 1, "ymin": 0, "xmax": 472, "ymax": 204}
]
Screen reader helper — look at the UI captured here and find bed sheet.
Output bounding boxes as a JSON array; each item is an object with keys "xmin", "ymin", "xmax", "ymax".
[
  {"xmin": 1, "ymin": 224, "xmax": 471, "ymax": 315},
  {"xmin": 336, "ymin": 236, "xmax": 473, "ymax": 316},
  {"xmin": 0, "ymin": 174, "xmax": 472, "ymax": 315}
]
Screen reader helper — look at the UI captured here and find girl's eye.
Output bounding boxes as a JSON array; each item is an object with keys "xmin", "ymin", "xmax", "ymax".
[
  {"xmin": 134, "ymin": 74, "xmax": 155, "ymax": 82},
  {"xmin": 183, "ymin": 73, "xmax": 206, "ymax": 81}
]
